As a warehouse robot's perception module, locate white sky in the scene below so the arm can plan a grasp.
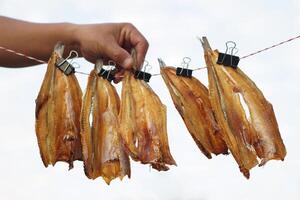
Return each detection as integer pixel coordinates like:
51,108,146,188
0,0,300,200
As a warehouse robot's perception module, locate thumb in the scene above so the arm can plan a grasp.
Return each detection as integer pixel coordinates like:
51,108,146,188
104,42,133,69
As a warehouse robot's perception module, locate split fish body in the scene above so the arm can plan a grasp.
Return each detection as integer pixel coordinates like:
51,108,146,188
35,44,82,169
160,66,228,158
119,71,176,171
81,69,130,184
201,37,286,178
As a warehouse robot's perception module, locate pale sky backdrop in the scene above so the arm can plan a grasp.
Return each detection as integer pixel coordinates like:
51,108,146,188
0,0,300,200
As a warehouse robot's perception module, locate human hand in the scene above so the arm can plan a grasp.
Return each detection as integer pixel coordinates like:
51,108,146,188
72,23,149,82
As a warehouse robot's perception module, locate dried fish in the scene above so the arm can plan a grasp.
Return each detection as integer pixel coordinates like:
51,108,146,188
35,43,82,169
80,62,130,184
119,69,176,171
160,65,228,158
201,37,286,178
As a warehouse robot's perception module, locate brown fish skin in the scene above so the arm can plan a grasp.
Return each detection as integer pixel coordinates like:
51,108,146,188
202,38,258,178
80,69,130,184
80,70,96,177
160,66,228,158
225,64,286,166
119,71,176,171
118,71,139,160
201,37,286,178
35,44,82,169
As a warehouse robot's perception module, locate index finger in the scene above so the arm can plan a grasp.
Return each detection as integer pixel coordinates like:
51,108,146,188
125,24,149,69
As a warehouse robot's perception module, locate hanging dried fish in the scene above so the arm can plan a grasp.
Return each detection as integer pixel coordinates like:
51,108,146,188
35,43,82,169
119,50,176,171
200,37,286,178
160,64,228,158
80,60,130,184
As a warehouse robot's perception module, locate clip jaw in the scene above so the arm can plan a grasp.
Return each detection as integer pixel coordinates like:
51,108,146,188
134,59,152,82
55,58,75,75
134,71,152,82
176,68,193,77
98,68,115,82
95,59,115,82
217,53,240,68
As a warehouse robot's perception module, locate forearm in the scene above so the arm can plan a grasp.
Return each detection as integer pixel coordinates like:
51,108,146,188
0,16,79,68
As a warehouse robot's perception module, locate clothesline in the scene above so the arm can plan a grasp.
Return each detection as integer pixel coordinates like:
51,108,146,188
1,34,300,77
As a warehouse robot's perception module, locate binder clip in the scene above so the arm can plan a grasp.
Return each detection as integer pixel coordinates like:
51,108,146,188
176,57,193,78
134,60,152,82
96,60,115,82
217,41,240,68
55,50,78,75
98,68,115,82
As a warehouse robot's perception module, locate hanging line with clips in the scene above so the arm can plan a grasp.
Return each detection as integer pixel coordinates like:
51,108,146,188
1,33,300,78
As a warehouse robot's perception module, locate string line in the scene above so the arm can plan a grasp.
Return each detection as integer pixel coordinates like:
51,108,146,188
0,46,46,64
1,33,300,76
0,46,89,75
240,34,300,59
74,71,90,75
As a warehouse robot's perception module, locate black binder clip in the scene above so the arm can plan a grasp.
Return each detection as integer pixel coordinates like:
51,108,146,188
134,60,152,82
96,60,115,82
176,57,193,78
217,41,240,68
55,50,78,75
98,68,115,82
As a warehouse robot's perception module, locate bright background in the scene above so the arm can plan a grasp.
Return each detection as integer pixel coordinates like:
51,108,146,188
0,0,299,199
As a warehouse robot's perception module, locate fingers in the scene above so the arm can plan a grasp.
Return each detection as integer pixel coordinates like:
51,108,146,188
133,38,149,69
123,23,149,69
111,23,148,83
104,38,133,69
77,23,149,84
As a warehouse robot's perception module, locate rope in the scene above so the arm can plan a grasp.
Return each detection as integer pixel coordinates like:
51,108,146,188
0,46,90,75
74,71,90,76
0,46,46,64
1,34,300,76
240,34,300,59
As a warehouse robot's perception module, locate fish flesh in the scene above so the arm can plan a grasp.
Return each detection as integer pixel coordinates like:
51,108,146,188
80,61,130,184
119,69,176,171
35,43,82,169
160,64,228,158
200,37,286,178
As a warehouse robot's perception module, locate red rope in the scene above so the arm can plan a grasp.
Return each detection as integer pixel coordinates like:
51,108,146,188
0,46,46,64
240,34,300,59
1,34,300,72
